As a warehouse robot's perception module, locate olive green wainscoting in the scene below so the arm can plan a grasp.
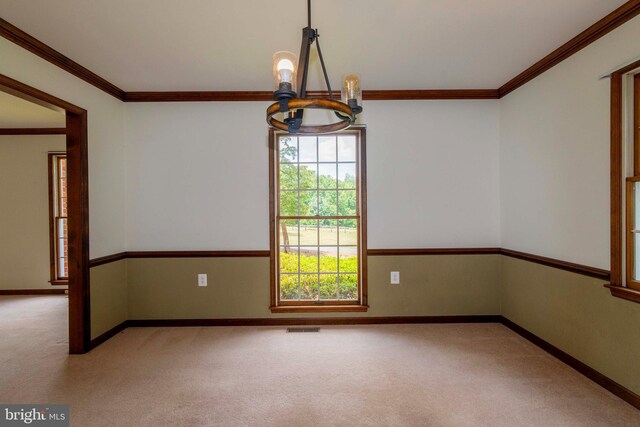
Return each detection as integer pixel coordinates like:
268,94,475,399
500,256,640,396
125,255,501,320
90,260,127,339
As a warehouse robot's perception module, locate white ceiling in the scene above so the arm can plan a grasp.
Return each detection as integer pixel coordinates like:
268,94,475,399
0,91,65,128
0,0,629,91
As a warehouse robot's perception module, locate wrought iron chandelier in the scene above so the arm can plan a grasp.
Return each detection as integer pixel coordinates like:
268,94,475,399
267,0,363,134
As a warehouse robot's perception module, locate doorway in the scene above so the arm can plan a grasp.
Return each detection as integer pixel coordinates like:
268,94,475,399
0,73,90,354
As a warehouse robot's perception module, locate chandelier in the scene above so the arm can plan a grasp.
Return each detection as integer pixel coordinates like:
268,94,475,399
266,0,363,134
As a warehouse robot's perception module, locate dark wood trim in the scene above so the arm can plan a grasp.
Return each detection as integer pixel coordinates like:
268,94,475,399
0,128,66,135
89,248,499,268
89,252,127,268
500,316,640,410
0,17,125,100
634,74,640,175
89,320,128,350
88,251,270,267
368,248,501,256
613,59,640,77
48,153,67,284
65,106,91,354
124,89,500,102
501,248,610,281
87,248,610,286
606,284,640,303
625,178,639,289
368,248,610,282
499,0,640,97
0,74,90,354
632,75,640,291
0,289,67,295
268,130,277,308
128,315,501,328
49,280,68,286
360,128,369,307
126,250,270,259
608,60,640,304
47,153,57,284
611,69,624,288
0,74,84,114
89,250,277,267
269,305,369,313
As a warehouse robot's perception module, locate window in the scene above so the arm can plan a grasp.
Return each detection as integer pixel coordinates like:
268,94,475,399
610,61,640,304
48,153,68,285
626,74,640,292
269,128,367,312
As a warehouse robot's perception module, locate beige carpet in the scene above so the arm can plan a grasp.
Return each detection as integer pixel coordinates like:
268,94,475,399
1,295,639,426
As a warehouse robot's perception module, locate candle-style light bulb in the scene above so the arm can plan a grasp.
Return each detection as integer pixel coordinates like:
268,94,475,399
342,73,362,113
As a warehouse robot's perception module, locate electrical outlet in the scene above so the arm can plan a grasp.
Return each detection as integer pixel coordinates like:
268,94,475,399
198,274,207,287
390,271,400,285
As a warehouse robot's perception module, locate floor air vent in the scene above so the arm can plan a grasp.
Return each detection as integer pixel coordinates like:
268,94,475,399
286,327,320,333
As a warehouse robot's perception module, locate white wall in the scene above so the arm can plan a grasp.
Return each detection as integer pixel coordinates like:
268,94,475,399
124,100,501,250
124,102,271,250
9,2,636,263
500,15,640,270
365,101,500,249
0,38,126,258
1,34,501,256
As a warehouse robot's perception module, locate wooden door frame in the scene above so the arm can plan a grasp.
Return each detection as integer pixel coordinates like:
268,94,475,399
0,73,90,354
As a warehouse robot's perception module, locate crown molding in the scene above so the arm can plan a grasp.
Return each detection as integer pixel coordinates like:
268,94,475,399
124,89,500,102
2,1,640,101
124,91,344,102
499,0,640,97
0,17,125,100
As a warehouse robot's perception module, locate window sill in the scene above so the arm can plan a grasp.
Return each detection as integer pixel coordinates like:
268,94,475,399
605,284,640,304
270,305,369,313
50,280,68,286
